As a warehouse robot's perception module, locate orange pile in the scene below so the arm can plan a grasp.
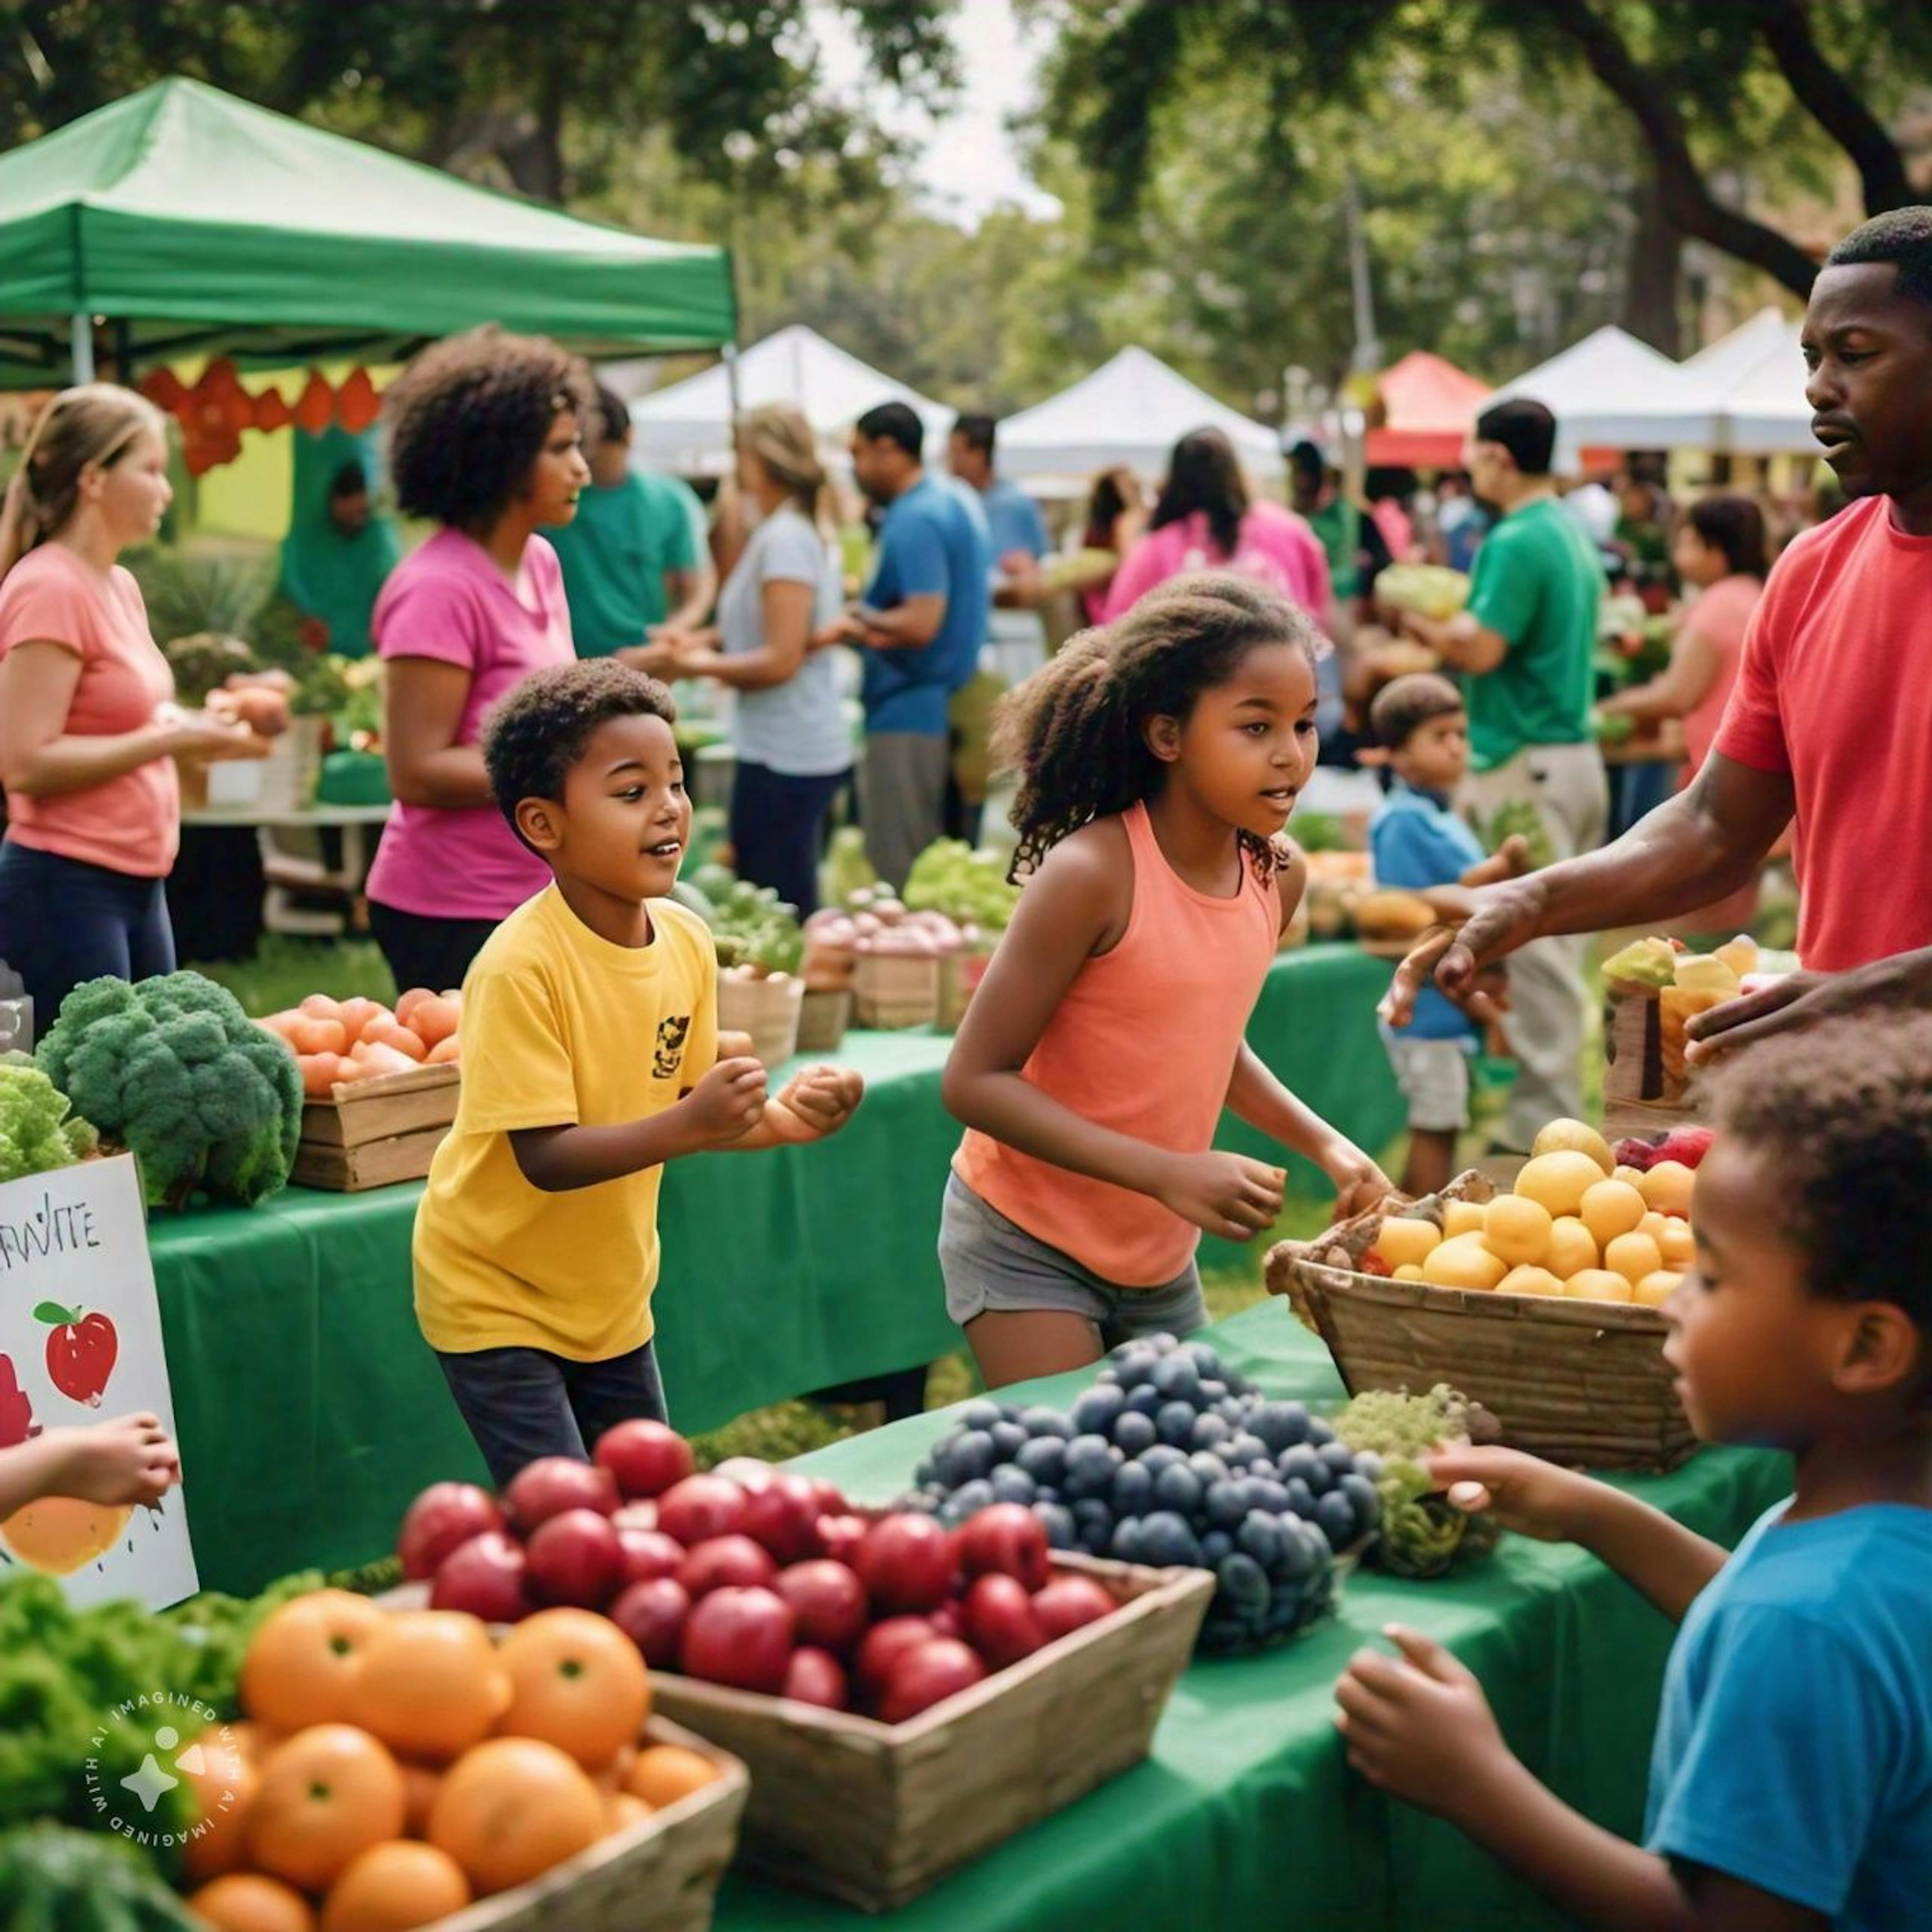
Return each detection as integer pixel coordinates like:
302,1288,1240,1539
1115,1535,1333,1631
258,989,463,1098
183,1593,722,1932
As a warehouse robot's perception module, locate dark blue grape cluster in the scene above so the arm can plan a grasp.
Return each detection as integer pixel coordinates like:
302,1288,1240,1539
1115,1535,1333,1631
906,1335,1381,1654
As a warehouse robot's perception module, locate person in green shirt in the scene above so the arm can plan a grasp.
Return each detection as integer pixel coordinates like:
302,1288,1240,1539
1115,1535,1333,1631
546,384,715,662
276,453,402,660
1395,397,1608,1151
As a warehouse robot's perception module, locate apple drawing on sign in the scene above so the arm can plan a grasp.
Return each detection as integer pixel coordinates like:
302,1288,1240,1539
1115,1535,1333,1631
35,1304,117,1407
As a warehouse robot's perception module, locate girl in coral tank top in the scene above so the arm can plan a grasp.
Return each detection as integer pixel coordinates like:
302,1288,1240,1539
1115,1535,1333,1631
943,572,1392,1388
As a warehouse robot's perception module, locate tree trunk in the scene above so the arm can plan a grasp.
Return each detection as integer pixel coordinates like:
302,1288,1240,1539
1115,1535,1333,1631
1622,171,1682,356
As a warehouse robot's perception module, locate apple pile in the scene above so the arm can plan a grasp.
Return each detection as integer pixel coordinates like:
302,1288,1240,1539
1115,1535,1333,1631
398,1423,1121,1725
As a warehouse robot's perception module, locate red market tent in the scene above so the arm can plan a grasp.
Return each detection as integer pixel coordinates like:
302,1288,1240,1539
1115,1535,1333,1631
1365,352,1491,467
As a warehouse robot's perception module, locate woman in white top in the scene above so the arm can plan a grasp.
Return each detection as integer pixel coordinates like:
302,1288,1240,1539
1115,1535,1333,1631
648,405,849,914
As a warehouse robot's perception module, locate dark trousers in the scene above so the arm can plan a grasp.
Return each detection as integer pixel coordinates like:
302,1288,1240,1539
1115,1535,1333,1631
436,1339,669,1488
0,842,175,1027
368,900,501,998
729,762,851,918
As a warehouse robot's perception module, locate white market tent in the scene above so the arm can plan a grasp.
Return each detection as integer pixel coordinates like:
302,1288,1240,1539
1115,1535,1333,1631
1490,326,1723,468
992,346,1284,486
609,324,954,476
1686,307,1816,455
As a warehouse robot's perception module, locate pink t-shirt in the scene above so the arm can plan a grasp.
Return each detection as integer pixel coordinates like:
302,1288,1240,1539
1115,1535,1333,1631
1103,502,1331,624
1677,573,1760,782
366,530,574,921
0,544,178,877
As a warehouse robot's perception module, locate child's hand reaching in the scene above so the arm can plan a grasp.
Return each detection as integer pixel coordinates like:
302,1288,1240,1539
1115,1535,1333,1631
1321,1141,1393,1220
42,1414,181,1508
1335,1626,1515,1823
1424,1445,1595,1544
1155,1151,1284,1241
683,1056,769,1147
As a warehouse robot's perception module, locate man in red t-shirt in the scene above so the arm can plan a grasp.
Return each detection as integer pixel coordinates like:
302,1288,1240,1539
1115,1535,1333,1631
1384,207,1932,1056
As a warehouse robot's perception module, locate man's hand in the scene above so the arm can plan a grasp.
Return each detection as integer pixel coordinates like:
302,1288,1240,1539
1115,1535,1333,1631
774,1065,864,1140
1322,1141,1393,1220
1683,968,1852,1065
1334,1626,1516,1823
1379,877,1547,1029
43,1415,181,1508
681,1057,769,1147
618,640,681,679
809,612,867,653
1423,1445,1597,1544
1153,1151,1284,1241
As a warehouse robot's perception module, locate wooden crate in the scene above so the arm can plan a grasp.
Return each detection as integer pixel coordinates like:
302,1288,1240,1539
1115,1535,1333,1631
851,953,939,1030
933,949,991,1033
429,1717,747,1932
1603,983,1715,1135
1266,1177,1695,1473
649,1553,1212,1912
295,1063,459,1191
795,988,852,1053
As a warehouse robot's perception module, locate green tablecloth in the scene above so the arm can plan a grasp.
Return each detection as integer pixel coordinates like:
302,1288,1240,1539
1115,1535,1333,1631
719,1303,1789,1932
150,945,1406,1594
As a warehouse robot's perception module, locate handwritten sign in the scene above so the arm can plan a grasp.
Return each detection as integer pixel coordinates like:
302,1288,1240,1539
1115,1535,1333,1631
0,1155,198,1609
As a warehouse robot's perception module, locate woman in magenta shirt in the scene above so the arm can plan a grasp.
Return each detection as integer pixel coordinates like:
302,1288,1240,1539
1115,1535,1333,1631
367,329,593,994
1104,429,1330,623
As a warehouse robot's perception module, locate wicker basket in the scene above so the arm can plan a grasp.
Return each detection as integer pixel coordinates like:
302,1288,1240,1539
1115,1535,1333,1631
934,947,991,1033
649,1552,1213,1912
428,1717,747,1932
715,972,803,1068
1265,1174,1696,1472
851,952,940,1030
794,987,852,1053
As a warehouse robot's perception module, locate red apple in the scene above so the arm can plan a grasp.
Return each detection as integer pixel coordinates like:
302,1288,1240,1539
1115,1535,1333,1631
781,1646,849,1711
960,1572,1044,1670
680,1586,795,1694
656,1474,750,1548
615,1526,686,1586
398,1482,503,1581
594,1419,695,1499
774,1560,869,1653
929,1602,963,1643
677,1534,779,1598
738,1474,824,1563
856,1513,956,1614
853,1615,937,1707
429,1531,531,1624
1031,1575,1117,1642
610,1576,691,1668
525,1506,625,1608
878,1637,986,1724
954,1503,1050,1591
709,1456,776,1493
815,1513,867,1567
808,1478,849,1517
611,1499,660,1535
504,1457,618,1533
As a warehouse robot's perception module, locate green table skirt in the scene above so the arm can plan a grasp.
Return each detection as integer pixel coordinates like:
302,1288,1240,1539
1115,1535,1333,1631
149,945,1407,1594
718,1303,1788,1932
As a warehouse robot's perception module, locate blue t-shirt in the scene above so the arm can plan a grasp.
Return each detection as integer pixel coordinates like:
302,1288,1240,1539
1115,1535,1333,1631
1370,780,1487,1042
1646,1501,1932,1930
980,476,1049,561
861,475,992,736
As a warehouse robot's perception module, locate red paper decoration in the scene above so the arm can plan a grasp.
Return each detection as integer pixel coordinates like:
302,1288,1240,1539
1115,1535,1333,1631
294,371,335,435
336,367,380,434
253,387,293,432
140,368,187,413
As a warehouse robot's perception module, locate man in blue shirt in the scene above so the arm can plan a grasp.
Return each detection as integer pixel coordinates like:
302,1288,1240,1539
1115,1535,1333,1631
818,400,991,889
949,413,1049,563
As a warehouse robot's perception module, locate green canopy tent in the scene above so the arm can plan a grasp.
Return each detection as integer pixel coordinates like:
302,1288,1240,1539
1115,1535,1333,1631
0,77,736,386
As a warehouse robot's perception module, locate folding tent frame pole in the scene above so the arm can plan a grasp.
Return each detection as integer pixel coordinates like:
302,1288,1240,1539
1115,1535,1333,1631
70,312,95,383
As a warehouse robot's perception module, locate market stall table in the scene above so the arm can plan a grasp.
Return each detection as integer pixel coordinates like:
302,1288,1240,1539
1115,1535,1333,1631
151,944,1404,1594
714,1302,1787,1932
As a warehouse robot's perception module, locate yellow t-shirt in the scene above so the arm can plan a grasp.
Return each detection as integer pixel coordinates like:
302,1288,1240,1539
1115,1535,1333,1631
414,886,718,1359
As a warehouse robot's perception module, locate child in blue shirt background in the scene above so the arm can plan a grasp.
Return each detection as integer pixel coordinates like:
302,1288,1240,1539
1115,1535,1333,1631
1336,1010,1932,1931
1368,674,1527,1196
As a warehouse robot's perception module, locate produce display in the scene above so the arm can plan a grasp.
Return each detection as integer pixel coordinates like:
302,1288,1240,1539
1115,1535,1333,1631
1331,1386,1499,1579
691,870,808,979
258,989,463,1098
905,1335,1372,1654
395,1422,1128,1724
1372,564,1469,621
1601,935,1791,1095
36,975,303,1208
902,840,1021,934
0,1057,99,1181
0,1825,200,1932
1363,1116,1707,1304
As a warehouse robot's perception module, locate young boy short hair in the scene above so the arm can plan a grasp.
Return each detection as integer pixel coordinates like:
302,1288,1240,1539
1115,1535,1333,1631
1337,1010,1932,1930
1368,674,1525,1196
414,660,862,1483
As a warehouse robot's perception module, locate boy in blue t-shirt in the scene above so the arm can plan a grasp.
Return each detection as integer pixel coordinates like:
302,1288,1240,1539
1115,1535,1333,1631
1336,1013,1932,1932
1368,674,1527,1196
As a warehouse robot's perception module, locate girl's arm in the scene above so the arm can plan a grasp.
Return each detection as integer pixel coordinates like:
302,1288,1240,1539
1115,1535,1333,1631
1600,624,1723,725
677,579,815,691
941,829,1285,1241
384,656,493,809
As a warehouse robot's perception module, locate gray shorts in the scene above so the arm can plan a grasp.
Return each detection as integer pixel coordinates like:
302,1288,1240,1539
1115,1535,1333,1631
1380,1027,1475,1134
938,1172,1208,1347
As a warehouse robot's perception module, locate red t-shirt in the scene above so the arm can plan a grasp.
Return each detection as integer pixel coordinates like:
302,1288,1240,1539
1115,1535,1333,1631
1715,496,1932,971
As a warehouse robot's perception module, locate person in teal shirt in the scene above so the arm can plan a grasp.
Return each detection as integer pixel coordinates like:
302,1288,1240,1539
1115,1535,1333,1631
1393,397,1607,1151
546,385,715,661
276,453,401,660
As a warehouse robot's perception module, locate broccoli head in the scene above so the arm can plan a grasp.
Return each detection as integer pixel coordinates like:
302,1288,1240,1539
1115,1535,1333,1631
0,1061,98,1182
35,974,302,1209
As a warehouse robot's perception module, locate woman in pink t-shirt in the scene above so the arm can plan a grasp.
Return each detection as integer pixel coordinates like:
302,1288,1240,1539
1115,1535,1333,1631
0,386,254,1021
366,329,593,995
1104,429,1330,624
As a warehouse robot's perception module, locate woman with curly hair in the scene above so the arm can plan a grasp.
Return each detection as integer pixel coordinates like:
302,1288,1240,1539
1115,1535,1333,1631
365,327,594,993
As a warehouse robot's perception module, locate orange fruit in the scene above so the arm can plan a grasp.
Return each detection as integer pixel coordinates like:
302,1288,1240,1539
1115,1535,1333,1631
225,1721,282,1767
250,1725,407,1894
496,1609,650,1773
320,1841,471,1932
182,1727,259,1882
429,1737,605,1896
186,1874,315,1932
624,1743,719,1809
354,1611,511,1764
1483,1194,1551,1267
604,1791,654,1837
398,1761,444,1838
242,1592,387,1731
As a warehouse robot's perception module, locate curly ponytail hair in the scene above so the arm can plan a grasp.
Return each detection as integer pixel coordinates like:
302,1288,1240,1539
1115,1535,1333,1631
996,570,1322,882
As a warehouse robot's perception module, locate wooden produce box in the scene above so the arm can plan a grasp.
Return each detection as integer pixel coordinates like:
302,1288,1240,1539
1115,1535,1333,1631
432,1717,747,1932
649,1553,1213,1913
1602,981,1713,1141
294,1062,459,1192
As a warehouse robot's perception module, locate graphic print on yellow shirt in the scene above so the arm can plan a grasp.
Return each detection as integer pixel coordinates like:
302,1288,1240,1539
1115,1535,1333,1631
414,886,718,1360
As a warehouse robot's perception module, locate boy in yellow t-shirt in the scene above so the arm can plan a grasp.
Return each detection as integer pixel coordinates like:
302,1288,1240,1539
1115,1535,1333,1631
416,660,863,1484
